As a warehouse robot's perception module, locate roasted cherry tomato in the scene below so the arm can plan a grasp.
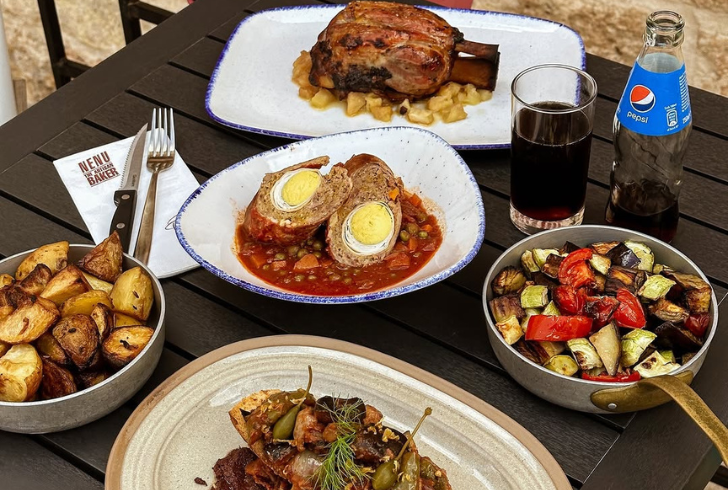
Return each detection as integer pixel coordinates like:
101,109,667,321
526,315,593,342
581,371,641,382
585,295,620,328
613,288,646,329
685,313,710,338
558,248,595,289
553,285,585,315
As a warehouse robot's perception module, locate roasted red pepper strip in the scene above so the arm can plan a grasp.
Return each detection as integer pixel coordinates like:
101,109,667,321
613,288,646,329
526,315,593,342
685,313,710,338
581,371,641,382
554,285,585,315
585,295,620,328
558,248,595,289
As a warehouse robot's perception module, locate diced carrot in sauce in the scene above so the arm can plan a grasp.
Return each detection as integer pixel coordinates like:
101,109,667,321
385,252,411,270
250,254,268,269
271,260,288,271
408,193,422,207
394,242,408,253
388,188,400,201
421,224,432,233
407,236,419,252
293,253,320,271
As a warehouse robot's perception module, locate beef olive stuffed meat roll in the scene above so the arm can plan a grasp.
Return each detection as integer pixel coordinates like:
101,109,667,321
326,154,403,267
243,156,353,245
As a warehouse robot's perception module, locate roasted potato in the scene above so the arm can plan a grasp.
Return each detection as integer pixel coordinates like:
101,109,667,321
90,303,114,340
0,289,13,321
0,344,43,402
102,326,154,369
0,274,14,287
82,272,113,295
16,264,53,296
78,370,111,389
0,341,9,357
15,241,69,281
110,267,154,321
61,290,112,317
35,331,71,366
40,359,77,400
114,312,145,328
40,265,91,306
52,315,99,370
77,232,124,283
0,295,60,344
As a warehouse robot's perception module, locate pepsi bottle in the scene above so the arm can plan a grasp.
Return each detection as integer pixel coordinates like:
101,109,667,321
605,11,692,243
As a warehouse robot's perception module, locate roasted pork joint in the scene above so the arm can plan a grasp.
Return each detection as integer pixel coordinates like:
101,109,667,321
220,371,452,490
309,1,500,100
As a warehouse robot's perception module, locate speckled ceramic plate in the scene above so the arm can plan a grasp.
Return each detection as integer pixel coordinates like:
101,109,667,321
205,5,585,150
175,127,485,304
106,335,570,490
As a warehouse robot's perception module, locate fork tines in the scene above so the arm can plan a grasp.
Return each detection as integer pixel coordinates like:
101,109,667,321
149,107,175,159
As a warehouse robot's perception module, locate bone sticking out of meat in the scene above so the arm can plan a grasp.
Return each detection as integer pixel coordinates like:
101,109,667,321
309,1,500,100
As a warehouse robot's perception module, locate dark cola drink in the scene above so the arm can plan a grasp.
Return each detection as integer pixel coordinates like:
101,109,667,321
606,11,691,242
511,102,592,222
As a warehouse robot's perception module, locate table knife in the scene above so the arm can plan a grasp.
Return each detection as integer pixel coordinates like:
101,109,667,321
109,124,147,252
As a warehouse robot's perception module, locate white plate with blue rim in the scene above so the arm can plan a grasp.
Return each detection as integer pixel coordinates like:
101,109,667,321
175,127,484,304
205,4,585,150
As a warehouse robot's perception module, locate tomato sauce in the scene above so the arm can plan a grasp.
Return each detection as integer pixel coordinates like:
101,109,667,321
235,193,443,296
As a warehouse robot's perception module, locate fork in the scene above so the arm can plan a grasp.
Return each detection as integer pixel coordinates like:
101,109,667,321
134,107,175,264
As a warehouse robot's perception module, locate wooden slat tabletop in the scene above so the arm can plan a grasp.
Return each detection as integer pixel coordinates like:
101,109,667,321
0,0,726,488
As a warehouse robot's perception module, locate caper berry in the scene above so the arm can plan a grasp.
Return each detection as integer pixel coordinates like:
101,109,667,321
274,252,286,261
399,230,410,242
313,251,323,259
294,274,305,282
418,231,429,239
371,461,397,490
287,245,300,256
312,240,324,251
406,223,419,235
297,249,308,259
261,264,271,271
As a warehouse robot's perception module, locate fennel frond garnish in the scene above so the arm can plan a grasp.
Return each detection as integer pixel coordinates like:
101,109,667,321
315,399,369,490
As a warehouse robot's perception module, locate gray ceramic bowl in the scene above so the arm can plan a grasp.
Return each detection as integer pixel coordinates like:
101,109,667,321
0,245,165,433
482,226,718,414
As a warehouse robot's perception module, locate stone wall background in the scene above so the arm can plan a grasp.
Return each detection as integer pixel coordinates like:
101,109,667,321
0,0,726,107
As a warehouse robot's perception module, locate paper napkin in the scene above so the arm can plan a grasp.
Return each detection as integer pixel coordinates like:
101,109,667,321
53,133,200,278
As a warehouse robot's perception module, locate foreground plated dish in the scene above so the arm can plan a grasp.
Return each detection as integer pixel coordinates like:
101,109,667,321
0,245,165,434
483,226,718,414
205,4,585,149
175,127,485,303
106,335,571,490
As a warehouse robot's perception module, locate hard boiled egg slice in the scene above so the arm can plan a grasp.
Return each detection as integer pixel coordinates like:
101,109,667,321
271,169,321,211
343,201,395,256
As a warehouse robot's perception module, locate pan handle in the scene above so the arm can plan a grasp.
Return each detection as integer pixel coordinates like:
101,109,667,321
640,375,728,462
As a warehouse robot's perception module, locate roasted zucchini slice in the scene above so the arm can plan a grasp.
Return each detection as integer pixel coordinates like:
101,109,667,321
544,355,579,376
567,338,603,371
532,249,560,269
520,285,549,309
635,351,679,378
495,315,523,345
623,241,654,272
520,250,539,276
621,329,657,367
491,266,527,296
637,275,676,301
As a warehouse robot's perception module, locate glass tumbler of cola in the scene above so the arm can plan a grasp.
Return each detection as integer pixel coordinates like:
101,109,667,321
509,64,597,235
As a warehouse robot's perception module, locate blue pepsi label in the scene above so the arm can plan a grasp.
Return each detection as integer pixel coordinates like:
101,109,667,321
616,61,692,136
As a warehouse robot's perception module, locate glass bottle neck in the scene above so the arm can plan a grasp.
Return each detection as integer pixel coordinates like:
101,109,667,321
638,11,685,71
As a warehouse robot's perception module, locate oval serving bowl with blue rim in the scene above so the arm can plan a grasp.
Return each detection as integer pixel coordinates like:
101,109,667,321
175,127,485,304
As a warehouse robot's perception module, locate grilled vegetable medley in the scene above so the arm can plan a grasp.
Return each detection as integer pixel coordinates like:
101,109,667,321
488,240,712,382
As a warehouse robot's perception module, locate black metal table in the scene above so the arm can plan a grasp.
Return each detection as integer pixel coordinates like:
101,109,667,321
1,0,727,488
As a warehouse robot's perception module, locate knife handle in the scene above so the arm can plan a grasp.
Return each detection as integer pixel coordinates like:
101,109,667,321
111,189,137,253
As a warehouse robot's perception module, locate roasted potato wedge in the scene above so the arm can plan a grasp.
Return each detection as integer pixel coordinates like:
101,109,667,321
110,267,154,321
40,265,91,306
40,359,77,400
114,312,145,328
35,331,71,366
52,315,99,370
82,272,113,295
78,370,111,389
0,341,9,357
0,344,43,402
16,264,53,296
0,295,60,344
90,303,114,340
15,241,69,281
0,274,14,287
77,232,124,283
61,290,112,317
102,326,154,369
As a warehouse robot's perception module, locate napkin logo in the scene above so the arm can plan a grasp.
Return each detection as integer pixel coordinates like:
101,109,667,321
77,151,120,187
